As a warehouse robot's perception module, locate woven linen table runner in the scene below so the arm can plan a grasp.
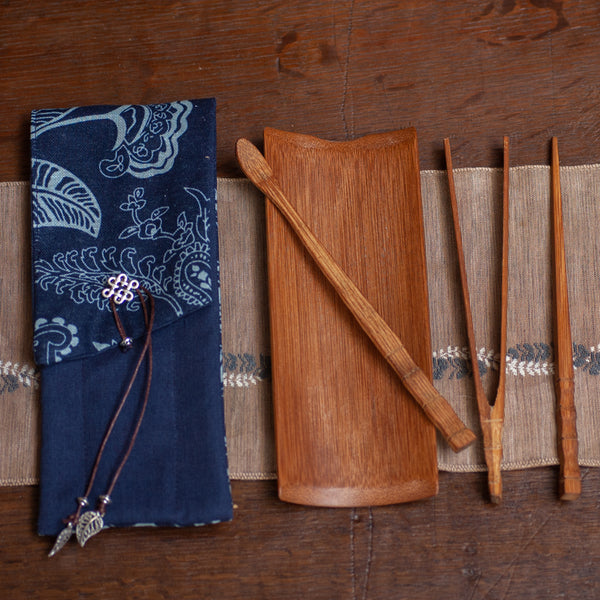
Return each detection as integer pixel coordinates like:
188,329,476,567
3,165,600,484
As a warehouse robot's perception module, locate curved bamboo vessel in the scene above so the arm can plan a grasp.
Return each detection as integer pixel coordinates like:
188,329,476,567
239,128,473,507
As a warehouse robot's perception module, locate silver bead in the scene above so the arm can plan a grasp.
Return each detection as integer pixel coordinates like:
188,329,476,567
119,337,133,351
77,496,89,508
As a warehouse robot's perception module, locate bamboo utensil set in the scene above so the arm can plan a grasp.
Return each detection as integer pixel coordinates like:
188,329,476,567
236,137,474,454
238,129,461,508
237,131,581,505
444,136,580,502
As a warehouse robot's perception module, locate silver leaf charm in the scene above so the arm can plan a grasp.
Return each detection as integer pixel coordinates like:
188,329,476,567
48,523,74,557
76,510,104,547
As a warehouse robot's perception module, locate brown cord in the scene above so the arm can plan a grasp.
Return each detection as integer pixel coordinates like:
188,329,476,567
104,289,154,506
68,286,155,524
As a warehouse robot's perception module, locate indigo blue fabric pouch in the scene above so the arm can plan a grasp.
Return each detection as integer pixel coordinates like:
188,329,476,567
30,99,233,539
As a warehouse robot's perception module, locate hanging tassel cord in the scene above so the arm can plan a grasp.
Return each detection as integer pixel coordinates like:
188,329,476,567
66,286,155,525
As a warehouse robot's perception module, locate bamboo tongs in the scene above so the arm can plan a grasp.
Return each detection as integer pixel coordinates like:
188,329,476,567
551,137,581,501
444,137,510,503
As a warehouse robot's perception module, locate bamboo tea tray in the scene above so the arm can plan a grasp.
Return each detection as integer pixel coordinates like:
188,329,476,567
264,127,438,507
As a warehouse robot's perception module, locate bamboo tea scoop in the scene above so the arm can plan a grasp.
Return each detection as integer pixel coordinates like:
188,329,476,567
236,137,476,452
551,137,581,500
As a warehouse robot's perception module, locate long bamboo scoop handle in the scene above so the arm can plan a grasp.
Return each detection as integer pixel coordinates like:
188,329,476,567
551,137,581,500
236,138,476,452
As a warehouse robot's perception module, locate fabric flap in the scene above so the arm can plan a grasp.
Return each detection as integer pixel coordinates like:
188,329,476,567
31,99,217,365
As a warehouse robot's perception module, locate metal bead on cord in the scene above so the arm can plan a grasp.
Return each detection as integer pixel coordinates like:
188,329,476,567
48,273,155,557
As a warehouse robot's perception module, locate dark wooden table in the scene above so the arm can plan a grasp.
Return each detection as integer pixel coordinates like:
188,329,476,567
3,2,600,598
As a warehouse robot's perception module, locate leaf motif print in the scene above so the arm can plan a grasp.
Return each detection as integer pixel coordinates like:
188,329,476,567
31,108,73,134
31,160,102,238
119,225,140,240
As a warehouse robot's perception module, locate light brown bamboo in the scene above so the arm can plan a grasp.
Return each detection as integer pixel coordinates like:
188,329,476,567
444,137,510,503
236,137,476,453
551,136,581,501
489,136,510,500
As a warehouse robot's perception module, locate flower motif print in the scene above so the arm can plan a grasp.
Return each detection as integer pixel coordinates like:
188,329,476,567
118,186,213,307
33,317,80,364
34,186,213,317
30,98,217,365
119,190,170,242
31,101,193,179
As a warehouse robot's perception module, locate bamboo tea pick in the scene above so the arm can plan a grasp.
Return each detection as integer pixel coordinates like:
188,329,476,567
444,137,510,503
551,137,581,501
236,137,476,452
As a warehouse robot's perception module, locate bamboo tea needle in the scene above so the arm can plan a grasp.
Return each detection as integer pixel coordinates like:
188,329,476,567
444,137,510,503
551,136,581,501
236,137,476,452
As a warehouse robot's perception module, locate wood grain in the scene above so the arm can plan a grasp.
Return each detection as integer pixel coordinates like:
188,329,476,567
3,2,600,182
551,136,581,500
2,473,600,599
262,128,440,506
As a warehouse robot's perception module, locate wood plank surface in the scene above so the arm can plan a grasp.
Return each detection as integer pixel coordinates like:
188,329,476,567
3,0,600,597
2,1,600,181
2,473,600,599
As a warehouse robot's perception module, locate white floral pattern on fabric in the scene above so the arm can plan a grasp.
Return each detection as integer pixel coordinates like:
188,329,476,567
33,317,79,364
30,99,217,366
33,186,213,317
31,160,102,237
31,102,193,179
